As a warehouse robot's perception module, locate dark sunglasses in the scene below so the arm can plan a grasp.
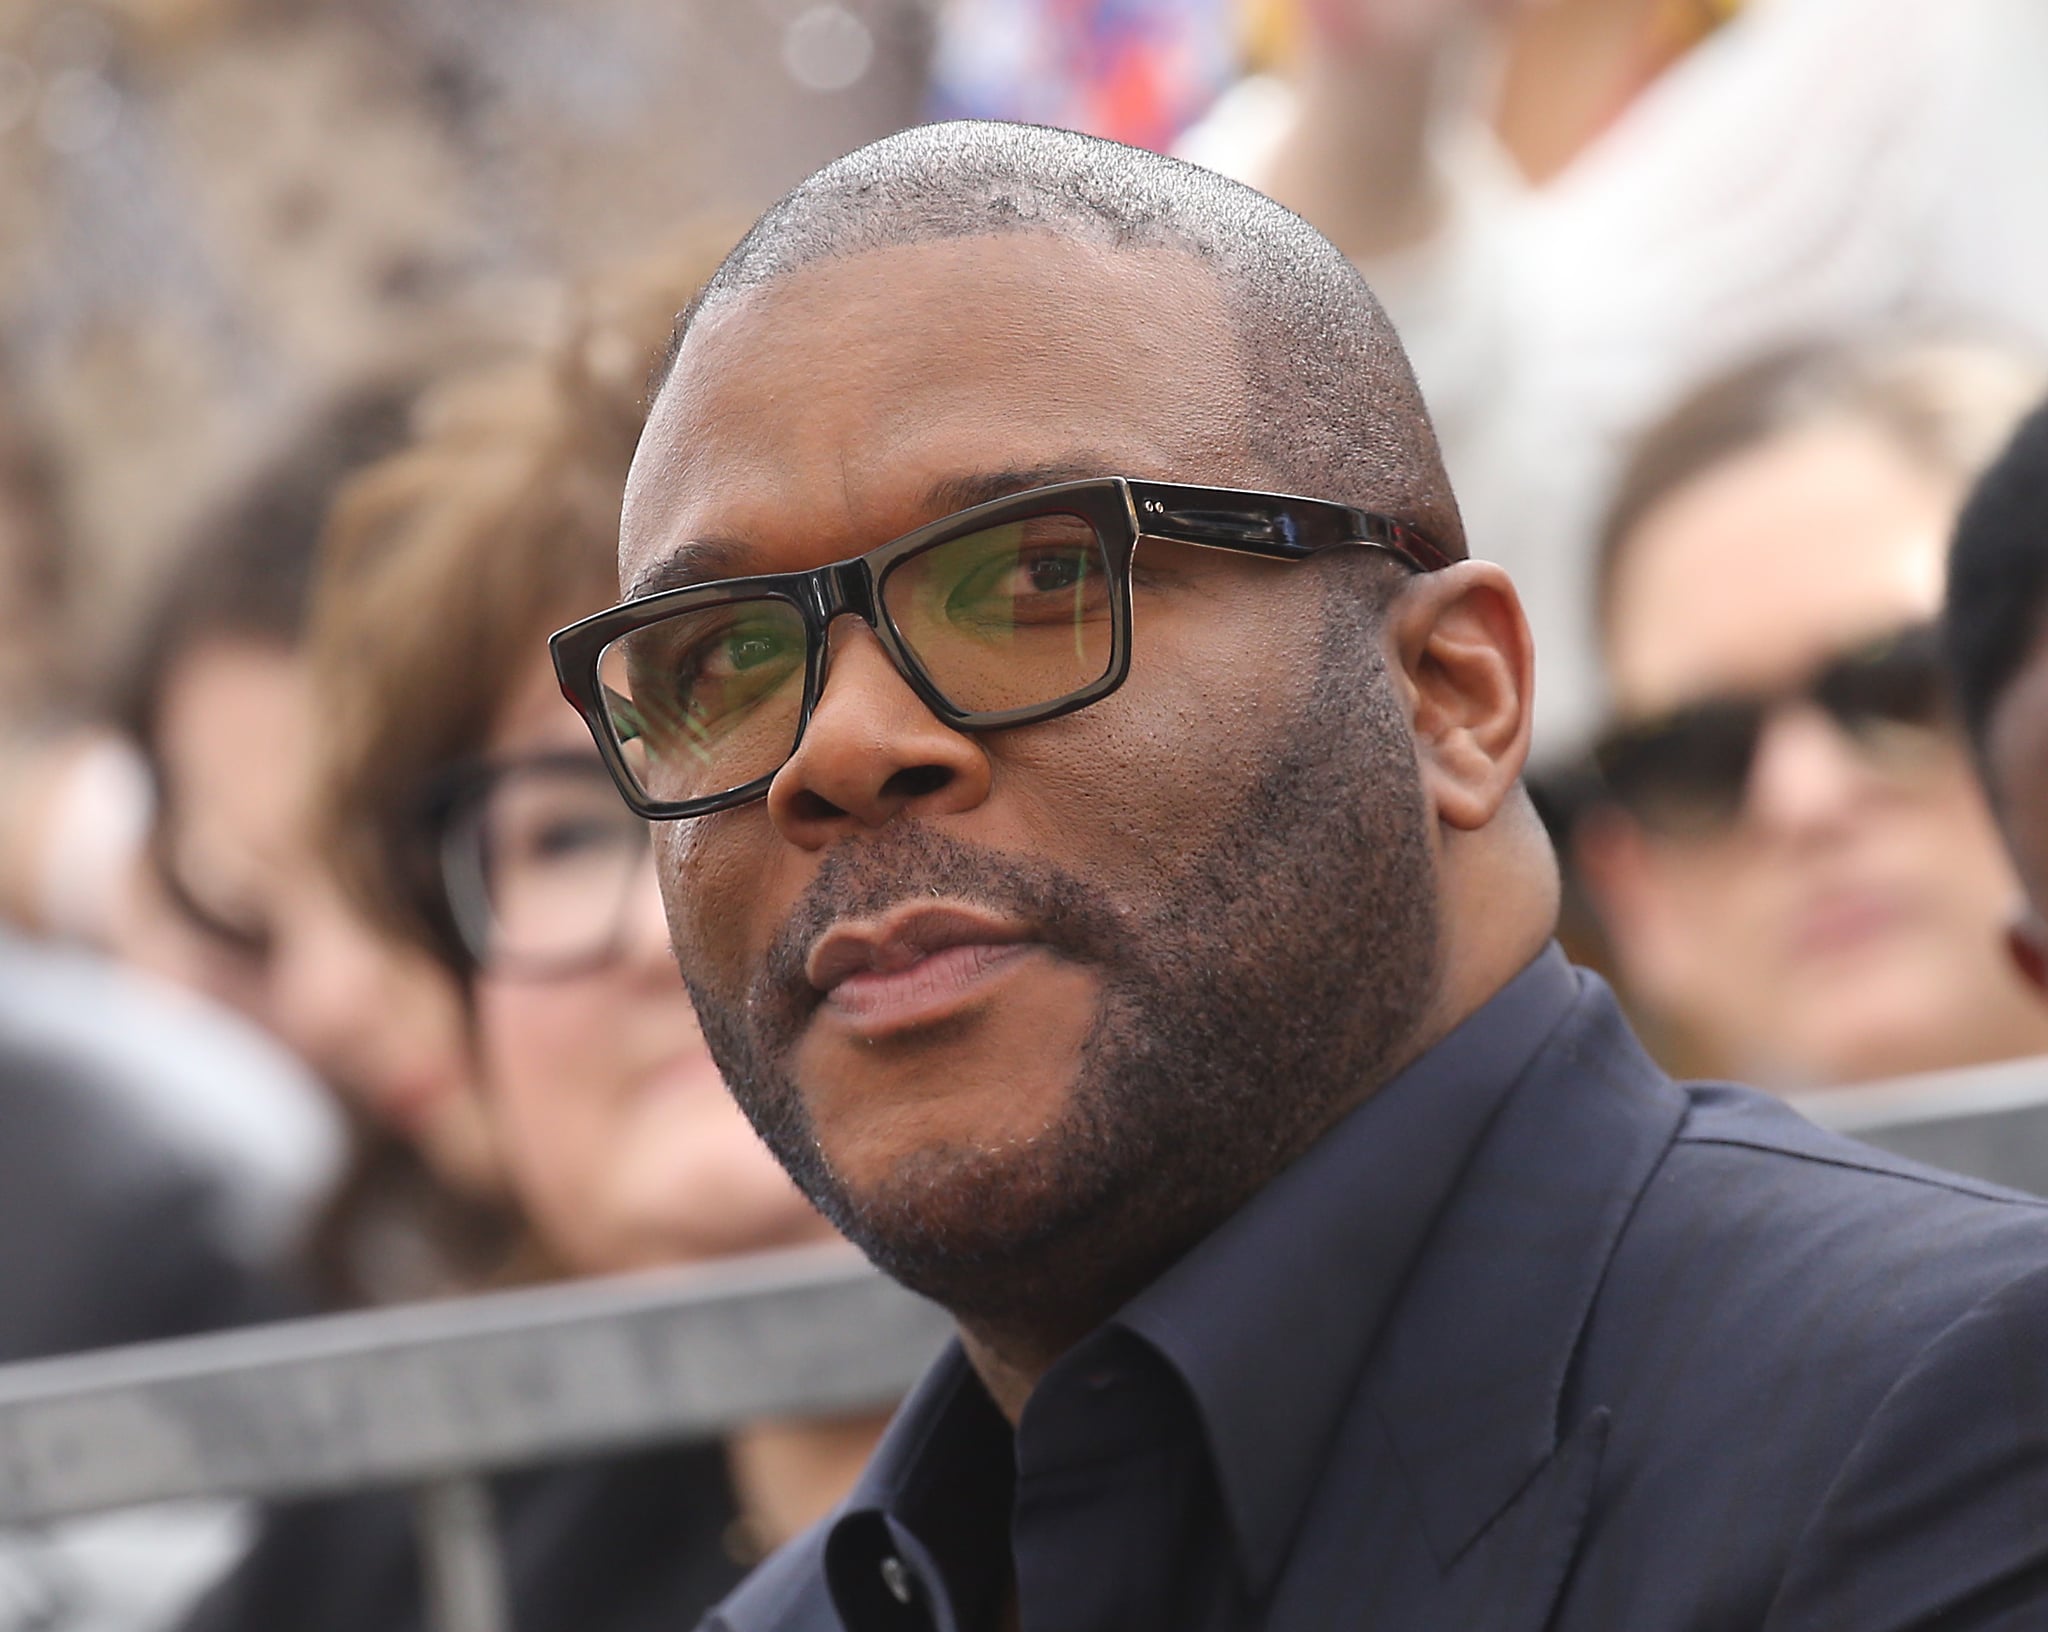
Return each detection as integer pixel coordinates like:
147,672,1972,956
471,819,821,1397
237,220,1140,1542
551,476,1450,821
1591,623,1951,838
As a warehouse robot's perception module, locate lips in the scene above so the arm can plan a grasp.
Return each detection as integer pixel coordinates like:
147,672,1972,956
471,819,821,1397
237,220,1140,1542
1786,887,1914,960
800,902,1048,1035
805,902,1036,994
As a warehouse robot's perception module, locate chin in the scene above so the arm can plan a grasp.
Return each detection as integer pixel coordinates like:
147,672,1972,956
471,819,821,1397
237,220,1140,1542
815,1123,1180,1326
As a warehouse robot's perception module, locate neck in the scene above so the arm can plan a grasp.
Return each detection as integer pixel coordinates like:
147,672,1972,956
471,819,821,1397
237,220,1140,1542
946,963,1529,1424
946,1227,1192,1424
956,1327,1054,1425
950,818,1562,1428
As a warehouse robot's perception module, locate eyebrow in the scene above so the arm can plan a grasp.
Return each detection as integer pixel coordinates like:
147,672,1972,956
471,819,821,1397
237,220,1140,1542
624,458,1122,602
624,536,753,600
920,461,1116,516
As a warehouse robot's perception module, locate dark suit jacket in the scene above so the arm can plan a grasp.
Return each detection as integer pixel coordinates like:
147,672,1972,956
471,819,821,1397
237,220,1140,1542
709,962,2048,1631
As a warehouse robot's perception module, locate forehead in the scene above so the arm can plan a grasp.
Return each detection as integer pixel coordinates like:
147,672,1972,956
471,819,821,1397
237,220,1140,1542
622,233,1251,587
1605,420,1957,716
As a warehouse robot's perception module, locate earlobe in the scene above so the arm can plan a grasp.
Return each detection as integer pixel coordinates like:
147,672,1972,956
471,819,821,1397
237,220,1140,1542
1388,562,1535,832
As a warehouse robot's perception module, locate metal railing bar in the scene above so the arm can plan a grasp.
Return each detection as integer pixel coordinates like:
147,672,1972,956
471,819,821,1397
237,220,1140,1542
10,1056,2048,1535
1790,1054,2048,1135
0,1245,948,1525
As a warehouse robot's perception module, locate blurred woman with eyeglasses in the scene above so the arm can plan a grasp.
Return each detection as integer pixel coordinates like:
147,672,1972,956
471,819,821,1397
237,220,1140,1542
178,233,881,1632
1572,336,2048,1090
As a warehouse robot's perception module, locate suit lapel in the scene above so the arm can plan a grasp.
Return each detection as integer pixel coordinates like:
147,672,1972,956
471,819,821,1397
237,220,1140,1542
1291,978,1685,1630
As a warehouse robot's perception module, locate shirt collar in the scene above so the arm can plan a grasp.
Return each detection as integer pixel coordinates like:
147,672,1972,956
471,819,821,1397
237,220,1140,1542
1114,941,1582,1594
830,1341,1012,1626
827,943,1582,1610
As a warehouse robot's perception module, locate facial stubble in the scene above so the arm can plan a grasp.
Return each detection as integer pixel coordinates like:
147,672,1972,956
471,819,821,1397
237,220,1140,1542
681,615,1441,1330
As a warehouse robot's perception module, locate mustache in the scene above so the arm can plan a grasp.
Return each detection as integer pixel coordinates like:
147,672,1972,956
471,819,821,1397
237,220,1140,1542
754,822,1125,1015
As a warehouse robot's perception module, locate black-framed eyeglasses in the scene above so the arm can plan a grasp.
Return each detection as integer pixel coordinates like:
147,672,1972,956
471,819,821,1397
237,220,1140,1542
550,475,1451,821
427,751,653,978
1590,622,1951,839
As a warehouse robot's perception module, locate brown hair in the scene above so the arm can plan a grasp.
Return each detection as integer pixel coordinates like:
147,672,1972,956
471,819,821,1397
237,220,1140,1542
120,378,423,792
1594,335,2048,652
296,230,736,1303
310,225,737,973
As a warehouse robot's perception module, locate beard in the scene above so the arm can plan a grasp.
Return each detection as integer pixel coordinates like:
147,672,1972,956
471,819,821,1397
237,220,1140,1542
681,610,1441,1330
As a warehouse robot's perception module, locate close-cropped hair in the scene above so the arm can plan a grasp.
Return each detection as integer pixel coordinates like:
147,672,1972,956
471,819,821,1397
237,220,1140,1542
1944,396,2048,763
310,228,735,977
1595,335,2048,654
662,120,1466,559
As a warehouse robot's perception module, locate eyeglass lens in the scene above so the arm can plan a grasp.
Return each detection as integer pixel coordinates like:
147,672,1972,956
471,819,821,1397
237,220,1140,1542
1597,628,1948,836
598,512,1116,807
448,763,649,969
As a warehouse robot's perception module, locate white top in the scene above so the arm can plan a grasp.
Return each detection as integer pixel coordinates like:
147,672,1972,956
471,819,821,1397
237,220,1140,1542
1180,0,2048,754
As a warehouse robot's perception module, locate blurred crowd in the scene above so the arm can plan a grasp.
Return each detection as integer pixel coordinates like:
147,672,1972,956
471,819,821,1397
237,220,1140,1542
2,0,2046,1628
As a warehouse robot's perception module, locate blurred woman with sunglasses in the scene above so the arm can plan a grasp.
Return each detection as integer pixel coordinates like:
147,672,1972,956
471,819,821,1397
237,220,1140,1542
1573,336,2048,1089
180,236,880,1632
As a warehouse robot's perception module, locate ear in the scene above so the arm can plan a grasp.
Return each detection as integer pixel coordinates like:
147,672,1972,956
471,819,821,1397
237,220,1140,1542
1385,560,1533,831
2006,909,2048,994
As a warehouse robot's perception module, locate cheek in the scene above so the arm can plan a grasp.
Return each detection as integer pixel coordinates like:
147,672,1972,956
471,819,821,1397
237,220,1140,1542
656,816,779,989
989,605,1308,852
1635,840,1775,952
1898,757,2015,875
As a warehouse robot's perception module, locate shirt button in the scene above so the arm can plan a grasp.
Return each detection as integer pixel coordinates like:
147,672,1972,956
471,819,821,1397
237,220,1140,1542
879,1554,917,1605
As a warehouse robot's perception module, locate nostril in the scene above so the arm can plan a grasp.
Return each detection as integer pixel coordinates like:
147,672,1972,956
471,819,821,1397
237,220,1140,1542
788,787,851,824
884,764,952,801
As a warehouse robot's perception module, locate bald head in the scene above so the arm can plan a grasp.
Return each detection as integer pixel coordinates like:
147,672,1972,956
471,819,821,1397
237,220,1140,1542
659,121,1464,556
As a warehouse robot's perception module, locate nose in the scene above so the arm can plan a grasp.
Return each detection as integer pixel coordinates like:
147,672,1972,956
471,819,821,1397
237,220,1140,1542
1740,701,1882,842
765,619,991,848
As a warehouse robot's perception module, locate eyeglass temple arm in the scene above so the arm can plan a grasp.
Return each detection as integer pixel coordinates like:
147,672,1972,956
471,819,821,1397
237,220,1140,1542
1125,480,1452,573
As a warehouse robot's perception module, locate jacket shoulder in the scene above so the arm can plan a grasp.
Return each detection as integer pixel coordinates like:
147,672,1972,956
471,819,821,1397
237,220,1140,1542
1554,1077,2048,1626
1672,1078,2048,1227
1616,1079,2048,1342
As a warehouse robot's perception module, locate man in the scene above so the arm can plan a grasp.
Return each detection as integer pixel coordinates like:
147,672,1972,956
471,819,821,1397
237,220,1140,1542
1946,397,2048,989
554,123,2048,1631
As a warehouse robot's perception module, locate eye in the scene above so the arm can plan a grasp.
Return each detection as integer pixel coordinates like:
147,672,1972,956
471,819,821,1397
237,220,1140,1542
1021,550,1087,594
528,815,617,860
941,541,1105,627
719,626,792,673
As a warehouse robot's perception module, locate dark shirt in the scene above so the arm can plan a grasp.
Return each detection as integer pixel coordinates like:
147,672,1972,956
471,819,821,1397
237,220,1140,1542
732,946,1579,1632
708,946,2048,1632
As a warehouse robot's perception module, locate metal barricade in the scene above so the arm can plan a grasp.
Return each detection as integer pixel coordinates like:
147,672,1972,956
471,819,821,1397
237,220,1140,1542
6,1062,2048,1632
0,1245,951,1632
1791,1053,2048,1194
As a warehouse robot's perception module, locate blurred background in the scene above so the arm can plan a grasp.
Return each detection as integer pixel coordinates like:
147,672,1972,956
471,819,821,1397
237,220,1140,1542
0,0,931,674
3,1,2047,1627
